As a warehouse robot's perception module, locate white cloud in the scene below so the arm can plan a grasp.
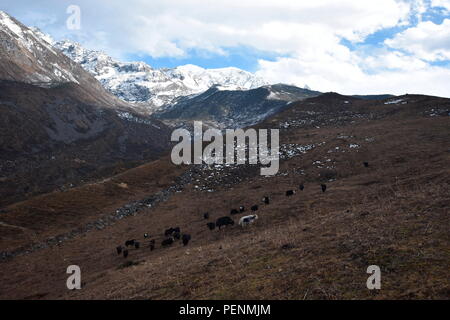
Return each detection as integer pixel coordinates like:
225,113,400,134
410,0,428,23
2,0,449,96
1,0,411,58
256,48,450,97
253,2,450,97
431,0,450,11
362,50,429,71
385,19,450,61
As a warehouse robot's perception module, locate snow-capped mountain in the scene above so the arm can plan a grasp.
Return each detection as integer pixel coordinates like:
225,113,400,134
0,11,83,86
54,40,268,110
0,11,172,201
0,11,132,108
166,64,268,92
1,10,320,132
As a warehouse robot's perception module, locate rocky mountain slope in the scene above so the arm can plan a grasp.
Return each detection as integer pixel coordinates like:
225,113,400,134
155,84,321,128
0,12,128,108
54,40,268,111
0,11,171,206
52,32,321,128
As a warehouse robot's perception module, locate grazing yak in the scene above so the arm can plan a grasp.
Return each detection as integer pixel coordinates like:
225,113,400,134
230,209,239,215
116,246,123,255
123,249,129,258
321,184,327,193
262,196,270,204
161,237,174,247
239,215,258,227
207,222,216,230
251,205,259,212
216,216,235,229
125,239,136,247
299,184,305,191
203,212,210,220
363,162,369,168
164,228,173,236
182,234,191,246
239,206,245,213
286,190,295,196
164,227,181,237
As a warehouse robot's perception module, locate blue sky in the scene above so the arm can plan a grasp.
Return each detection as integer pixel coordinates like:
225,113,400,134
1,0,449,97
128,46,282,72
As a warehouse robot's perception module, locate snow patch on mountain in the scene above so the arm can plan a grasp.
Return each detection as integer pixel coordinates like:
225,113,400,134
0,12,55,56
0,11,83,85
0,11,22,35
53,40,268,111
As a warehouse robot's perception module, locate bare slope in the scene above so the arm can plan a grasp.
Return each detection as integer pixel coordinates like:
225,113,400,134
0,12,172,206
0,93,448,299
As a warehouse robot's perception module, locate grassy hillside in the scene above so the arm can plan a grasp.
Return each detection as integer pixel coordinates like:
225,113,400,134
0,94,449,299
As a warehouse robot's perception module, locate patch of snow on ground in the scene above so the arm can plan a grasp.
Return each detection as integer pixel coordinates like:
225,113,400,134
384,98,405,105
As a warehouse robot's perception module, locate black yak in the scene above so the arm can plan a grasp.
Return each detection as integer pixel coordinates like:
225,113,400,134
164,228,174,237
125,239,136,247
321,184,327,192
182,234,191,246
161,237,174,247
207,222,216,230
164,227,181,237
216,216,234,229
149,239,155,251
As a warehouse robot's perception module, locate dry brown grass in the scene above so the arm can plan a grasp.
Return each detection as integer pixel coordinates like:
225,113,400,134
0,156,187,251
0,99,449,300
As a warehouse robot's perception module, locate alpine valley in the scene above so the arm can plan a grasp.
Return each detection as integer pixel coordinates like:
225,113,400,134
0,10,448,301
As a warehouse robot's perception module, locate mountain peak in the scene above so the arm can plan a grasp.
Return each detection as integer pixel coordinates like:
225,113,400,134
0,11,20,33
10,20,304,115
0,12,80,85
176,64,205,72
53,40,269,110
29,27,54,45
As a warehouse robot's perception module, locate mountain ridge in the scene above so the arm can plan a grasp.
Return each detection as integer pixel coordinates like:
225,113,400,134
0,11,172,205
54,39,269,111
156,84,322,128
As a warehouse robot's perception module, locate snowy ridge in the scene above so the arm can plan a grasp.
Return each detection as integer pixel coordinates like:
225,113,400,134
0,11,81,85
53,40,268,110
1,10,317,129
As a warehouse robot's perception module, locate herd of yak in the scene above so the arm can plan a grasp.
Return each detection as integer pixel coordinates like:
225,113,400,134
115,161,370,259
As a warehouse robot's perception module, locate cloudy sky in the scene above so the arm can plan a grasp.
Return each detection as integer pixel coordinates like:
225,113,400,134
1,0,450,97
